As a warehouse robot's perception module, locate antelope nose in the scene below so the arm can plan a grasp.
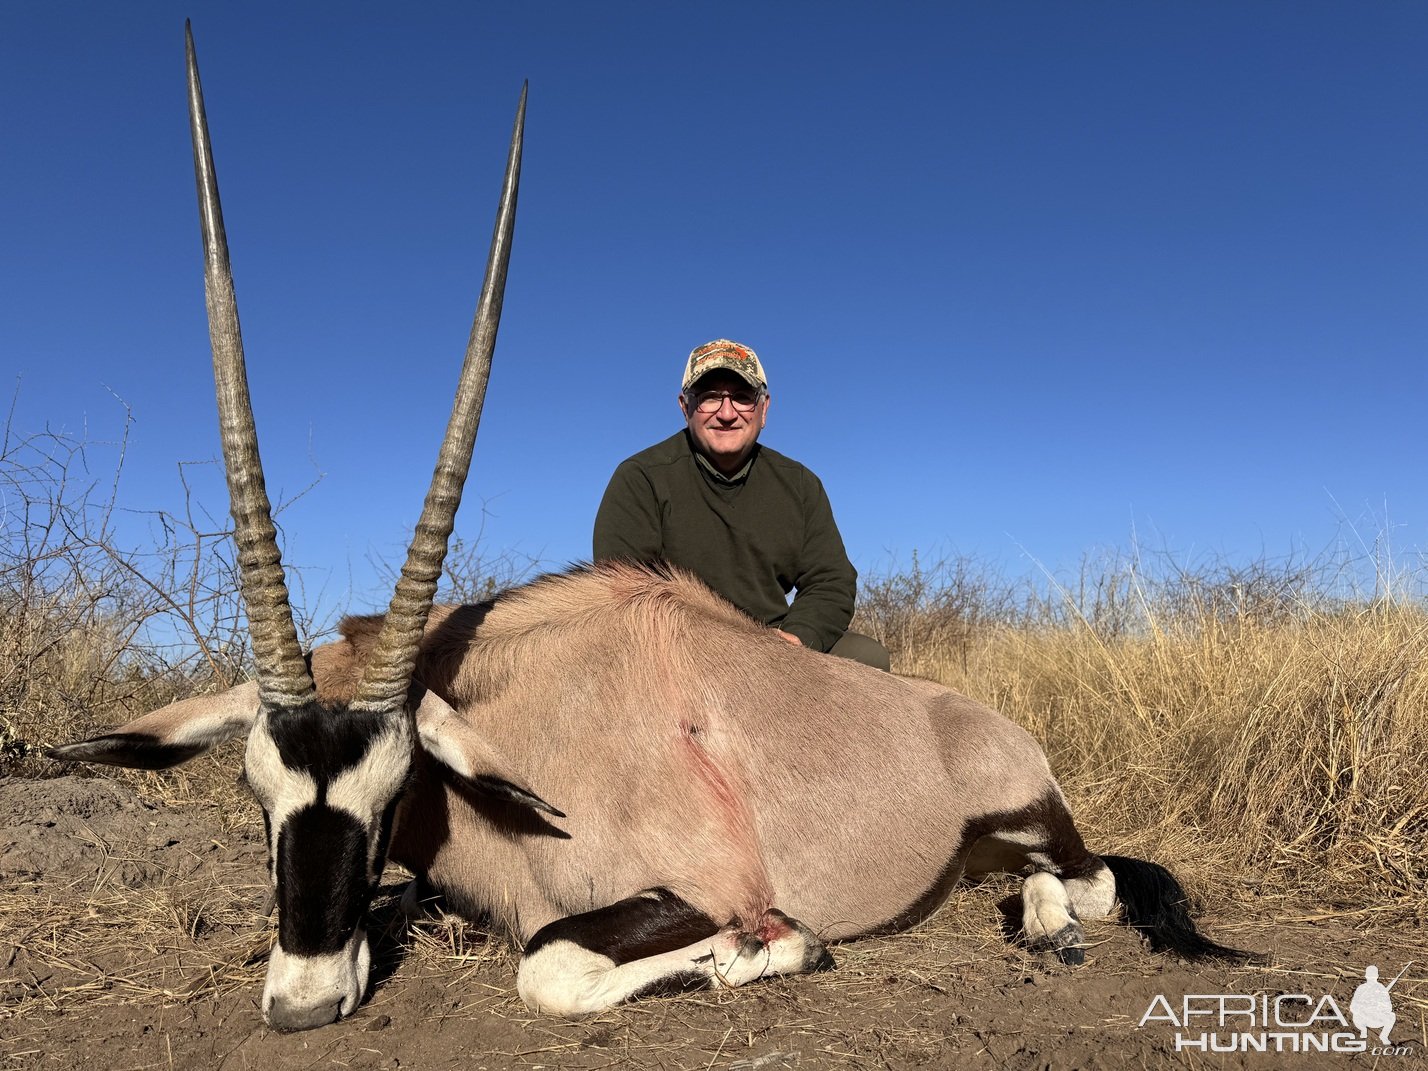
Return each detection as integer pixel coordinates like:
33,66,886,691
266,995,344,1033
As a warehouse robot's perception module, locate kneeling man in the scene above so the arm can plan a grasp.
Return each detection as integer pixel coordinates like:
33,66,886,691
593,339,890,670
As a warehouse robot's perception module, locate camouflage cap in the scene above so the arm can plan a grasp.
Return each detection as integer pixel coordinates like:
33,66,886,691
681,339,768,392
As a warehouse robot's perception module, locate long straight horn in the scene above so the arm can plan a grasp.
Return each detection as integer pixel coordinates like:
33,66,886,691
186,22,315,709
355,85,526,711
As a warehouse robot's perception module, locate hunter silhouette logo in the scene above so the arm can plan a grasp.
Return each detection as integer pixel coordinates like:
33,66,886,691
1350,964,1406,1045
1139,961,1415,1055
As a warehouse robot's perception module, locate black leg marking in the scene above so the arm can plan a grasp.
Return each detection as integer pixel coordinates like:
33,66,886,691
963,791,1260,964
523,889,720,964
518,896,836,1016
627,970,712,1002
961,789,1099,877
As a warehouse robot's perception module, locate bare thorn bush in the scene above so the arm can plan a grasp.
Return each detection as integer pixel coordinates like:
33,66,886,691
369,508,539,605
3,410,272,787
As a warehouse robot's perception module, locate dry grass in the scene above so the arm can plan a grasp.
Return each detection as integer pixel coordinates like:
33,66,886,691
1,825,267,1021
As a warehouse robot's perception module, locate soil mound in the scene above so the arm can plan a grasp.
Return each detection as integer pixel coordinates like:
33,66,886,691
1,774,241,891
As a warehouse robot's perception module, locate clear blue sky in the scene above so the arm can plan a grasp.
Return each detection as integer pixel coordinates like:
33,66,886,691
4,3,1424,615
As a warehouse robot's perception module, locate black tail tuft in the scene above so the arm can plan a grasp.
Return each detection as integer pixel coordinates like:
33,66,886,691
1102,855,1265,964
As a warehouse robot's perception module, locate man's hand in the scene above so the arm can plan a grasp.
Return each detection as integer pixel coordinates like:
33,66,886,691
775,629,804,647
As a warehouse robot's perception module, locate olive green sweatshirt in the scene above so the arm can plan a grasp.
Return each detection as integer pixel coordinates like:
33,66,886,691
592,431,857,652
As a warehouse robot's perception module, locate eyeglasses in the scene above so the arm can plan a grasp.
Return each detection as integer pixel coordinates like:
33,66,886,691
686,388,764,414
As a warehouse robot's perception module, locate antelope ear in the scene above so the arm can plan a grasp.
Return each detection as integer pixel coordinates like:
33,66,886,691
47,681,260,770
414,691,565,818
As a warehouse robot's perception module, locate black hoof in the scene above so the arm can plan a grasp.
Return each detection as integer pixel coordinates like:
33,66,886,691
1027,921,1085,960
768,908,835,973
1055,944,1086,965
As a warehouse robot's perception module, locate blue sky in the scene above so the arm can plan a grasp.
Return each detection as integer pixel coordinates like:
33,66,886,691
4,3,1424,616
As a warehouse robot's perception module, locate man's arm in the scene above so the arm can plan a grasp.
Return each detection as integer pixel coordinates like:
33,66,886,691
593,461,663,563
778,473,856,652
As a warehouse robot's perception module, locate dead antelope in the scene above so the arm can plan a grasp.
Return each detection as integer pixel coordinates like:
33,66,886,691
49,26,1254,1034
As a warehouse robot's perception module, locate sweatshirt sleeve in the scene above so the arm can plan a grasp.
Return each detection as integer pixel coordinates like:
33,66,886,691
779,472,857,652
593,460,664,563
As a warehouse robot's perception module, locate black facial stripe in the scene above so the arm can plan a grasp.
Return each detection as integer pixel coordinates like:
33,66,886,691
277,804,371,956
256,703,414,951
266,703,400,781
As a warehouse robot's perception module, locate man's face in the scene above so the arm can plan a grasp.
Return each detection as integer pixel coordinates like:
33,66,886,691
679,370,769,473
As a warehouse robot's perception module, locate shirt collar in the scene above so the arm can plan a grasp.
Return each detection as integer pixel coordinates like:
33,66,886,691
689,436,758,484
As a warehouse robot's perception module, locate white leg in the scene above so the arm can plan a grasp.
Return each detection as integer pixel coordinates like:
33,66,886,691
1022,871,1086,963
1063,861,1117,918
518,911,831,1017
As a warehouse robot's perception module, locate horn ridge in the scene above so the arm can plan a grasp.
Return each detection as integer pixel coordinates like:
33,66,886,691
356,84,526,710
186,23,315,709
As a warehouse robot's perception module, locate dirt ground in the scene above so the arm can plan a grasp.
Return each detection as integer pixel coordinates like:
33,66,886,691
2,776,1423,1071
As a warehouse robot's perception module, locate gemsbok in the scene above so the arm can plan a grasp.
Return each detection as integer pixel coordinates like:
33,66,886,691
49,25,1254,1033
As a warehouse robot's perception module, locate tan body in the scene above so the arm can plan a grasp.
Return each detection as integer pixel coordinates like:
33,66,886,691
55,559,1253,1020
317,562,1055,943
